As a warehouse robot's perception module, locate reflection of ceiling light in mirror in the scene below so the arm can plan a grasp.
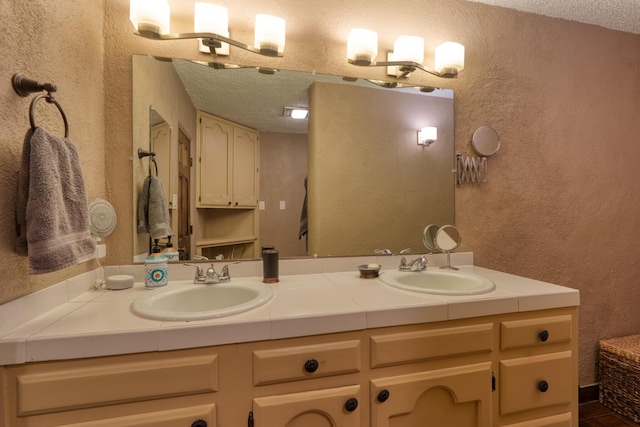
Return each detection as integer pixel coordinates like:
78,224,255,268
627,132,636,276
284,107,308,119
418,127,437,145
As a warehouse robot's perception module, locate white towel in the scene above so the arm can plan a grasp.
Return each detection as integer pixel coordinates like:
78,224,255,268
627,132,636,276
15,128,96,274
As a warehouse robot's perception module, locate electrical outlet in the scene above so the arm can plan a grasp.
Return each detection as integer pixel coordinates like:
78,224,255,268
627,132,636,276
96,244,107,259
280,201,286,210
259,201,265,210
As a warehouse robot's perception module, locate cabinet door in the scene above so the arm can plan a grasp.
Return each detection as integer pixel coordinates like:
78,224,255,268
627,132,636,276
232,126,259,207
253,385,360,427
370,362,492,427
198,115,233,207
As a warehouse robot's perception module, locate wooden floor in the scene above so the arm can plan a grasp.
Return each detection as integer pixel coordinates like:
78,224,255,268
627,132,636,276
579,401,637,426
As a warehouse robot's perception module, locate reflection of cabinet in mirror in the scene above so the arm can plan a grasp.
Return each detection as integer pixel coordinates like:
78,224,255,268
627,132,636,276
196,111,260,258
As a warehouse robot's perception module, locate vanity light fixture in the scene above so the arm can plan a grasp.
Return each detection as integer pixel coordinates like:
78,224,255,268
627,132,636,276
418,126,437,145
130,0,286,57
347,29,464,79
284,107,308,119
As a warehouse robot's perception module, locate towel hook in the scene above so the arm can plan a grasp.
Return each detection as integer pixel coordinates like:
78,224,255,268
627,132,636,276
12,73,69,138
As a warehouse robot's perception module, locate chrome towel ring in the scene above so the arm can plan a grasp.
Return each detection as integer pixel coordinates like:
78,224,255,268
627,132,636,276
12,73,69,138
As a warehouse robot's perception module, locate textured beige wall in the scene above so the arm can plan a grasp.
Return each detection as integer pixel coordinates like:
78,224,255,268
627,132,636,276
308,82,454,256
0,1,105,304
0,0,638,385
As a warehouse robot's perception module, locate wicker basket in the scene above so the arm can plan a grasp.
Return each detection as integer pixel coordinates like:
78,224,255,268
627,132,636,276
599,334,640,422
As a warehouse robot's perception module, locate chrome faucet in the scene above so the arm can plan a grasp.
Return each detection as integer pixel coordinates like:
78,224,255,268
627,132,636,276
185,261,240,284
398,255,428,272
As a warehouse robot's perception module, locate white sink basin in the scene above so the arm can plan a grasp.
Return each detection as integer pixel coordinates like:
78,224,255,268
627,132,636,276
131,280,274,321
379,269,496,296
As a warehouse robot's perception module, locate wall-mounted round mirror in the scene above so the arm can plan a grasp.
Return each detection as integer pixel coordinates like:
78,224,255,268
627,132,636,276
471,126,500,157
423,224,439,252
435,225,461,252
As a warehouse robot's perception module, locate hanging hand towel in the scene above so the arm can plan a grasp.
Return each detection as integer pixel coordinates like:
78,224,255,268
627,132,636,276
137,175,172,239
15,128,96,274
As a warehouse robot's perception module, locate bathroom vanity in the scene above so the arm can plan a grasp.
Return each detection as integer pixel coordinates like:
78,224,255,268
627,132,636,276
0,256,579,426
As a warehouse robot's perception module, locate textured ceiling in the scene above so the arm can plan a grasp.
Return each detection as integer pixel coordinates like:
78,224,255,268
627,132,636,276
171,59,452,134
467,0,640,34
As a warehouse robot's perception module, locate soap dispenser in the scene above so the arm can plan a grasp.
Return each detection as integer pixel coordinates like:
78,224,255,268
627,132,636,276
145,239,168,288
161,235,179,262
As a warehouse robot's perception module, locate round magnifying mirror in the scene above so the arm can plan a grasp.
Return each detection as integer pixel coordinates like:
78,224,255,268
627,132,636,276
472,126,500,157
423,224,439,252
434,225,461,252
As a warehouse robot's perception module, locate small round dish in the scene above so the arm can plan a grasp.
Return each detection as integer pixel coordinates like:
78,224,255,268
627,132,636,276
358,263,381,279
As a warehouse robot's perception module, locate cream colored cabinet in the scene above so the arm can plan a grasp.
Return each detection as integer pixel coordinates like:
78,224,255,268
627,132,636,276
253,385,362,426
371,363,493,427
1,308,578,427
497,313,578,427
369,323,494,427
1,347,228,427
248,338,363,426
196,111,258,208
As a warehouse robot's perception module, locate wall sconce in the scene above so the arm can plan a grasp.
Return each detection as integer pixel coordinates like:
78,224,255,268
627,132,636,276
284,107,308,119
347,29,464,79
130,0,286,57
418,127,437,145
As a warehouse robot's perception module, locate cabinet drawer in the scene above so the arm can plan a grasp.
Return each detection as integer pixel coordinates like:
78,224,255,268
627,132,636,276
370,323,493,368
501,315,572,350
253,340,361,386
501,411,571,427
56,404,216,427
13,354,218,417
499,351,572,416
253,385,360,426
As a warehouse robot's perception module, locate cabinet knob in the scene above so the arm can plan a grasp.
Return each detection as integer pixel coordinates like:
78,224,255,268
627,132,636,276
228,201,232,206
235,201,239,206
304,358,319,373
344,397,359,412
377,389,390,403
191,420,207,427
539,330,549,342
538,380,549,393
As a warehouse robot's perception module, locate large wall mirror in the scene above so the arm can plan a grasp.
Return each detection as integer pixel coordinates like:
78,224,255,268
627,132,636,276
132,54,455,262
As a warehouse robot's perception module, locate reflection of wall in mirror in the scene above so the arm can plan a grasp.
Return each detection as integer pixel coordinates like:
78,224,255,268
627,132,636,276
259,132,308,257
132,55,197,260
308,82,455,257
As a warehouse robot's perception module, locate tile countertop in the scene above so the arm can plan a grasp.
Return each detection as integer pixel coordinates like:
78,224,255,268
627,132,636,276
0,253,579,366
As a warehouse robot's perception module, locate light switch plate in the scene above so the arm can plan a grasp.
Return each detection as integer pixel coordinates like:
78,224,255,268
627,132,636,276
280,201,286,210
259,201,265,210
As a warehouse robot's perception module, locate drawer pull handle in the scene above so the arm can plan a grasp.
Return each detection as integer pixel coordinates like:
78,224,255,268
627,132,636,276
344,397,359,412
539,330,549,342
377,389,390,403
191,420,207,427
304,358,319,373
538,380,549,393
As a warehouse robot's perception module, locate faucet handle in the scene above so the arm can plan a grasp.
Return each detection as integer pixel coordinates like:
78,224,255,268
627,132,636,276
220,261,240,281
184,263,205,283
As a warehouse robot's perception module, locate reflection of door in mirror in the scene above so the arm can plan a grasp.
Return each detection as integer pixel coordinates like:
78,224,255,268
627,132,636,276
150,112,171,204
178,128,191,260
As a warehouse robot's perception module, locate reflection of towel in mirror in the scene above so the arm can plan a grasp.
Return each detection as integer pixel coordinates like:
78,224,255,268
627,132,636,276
299,176,308,239
137,175,172,239
15,128,96,274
